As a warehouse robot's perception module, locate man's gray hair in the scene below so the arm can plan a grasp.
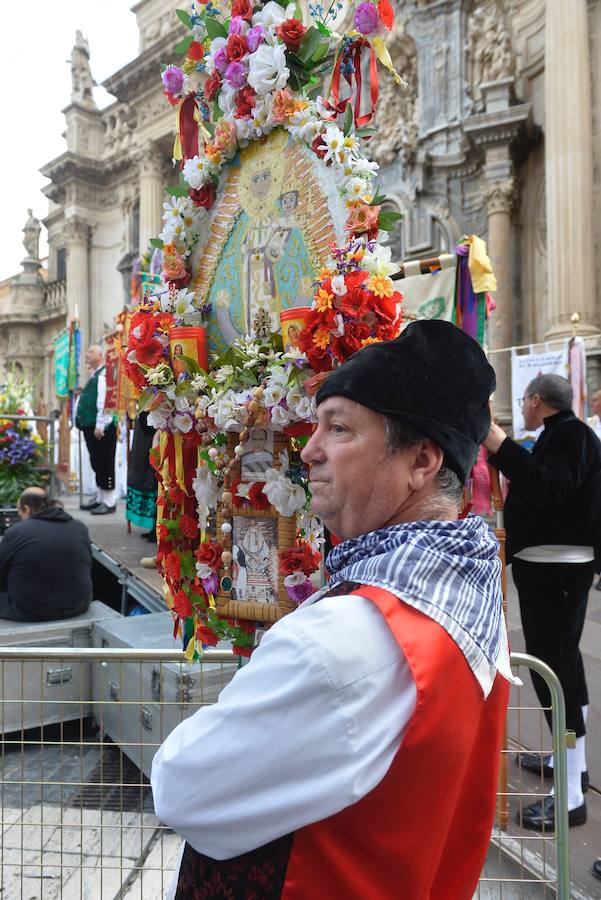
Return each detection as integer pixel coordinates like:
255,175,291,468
526,373,573,411
383,417,464,504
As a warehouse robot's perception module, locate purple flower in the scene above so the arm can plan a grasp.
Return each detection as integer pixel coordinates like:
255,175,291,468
286,578,314,604
229,15,246,35
202,572,219,595
354,2,379,35
213,47,228,74
162,65,185,95
225,60,248,89
247,25,264,53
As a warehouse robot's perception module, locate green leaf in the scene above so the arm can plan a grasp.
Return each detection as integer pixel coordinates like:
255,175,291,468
342,102,353,136
137,388,156,413
206,17,227,40
312,41,329,64
356,125,377,137
298,27,323,64
180,355,202,375
316,21,332,36
149,238,164,250
370,190,387,206
174,34,194,55
176,9,192,28
377,210,404,232
166,184,190,198
212,99,223,122
294,3,303,18
175,380,193,395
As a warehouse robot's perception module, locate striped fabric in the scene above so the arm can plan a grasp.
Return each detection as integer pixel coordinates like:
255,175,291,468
326,516,507,696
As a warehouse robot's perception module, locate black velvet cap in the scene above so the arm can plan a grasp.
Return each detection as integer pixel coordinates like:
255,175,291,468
315,320,496,482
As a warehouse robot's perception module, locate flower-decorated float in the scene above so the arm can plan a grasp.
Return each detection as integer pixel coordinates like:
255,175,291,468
122,0,418,657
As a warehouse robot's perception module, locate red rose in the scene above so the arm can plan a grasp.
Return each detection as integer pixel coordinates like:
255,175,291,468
197,624,220,646
231,0,253,21
195,540,224,570
279,547,307,576
173,589,192,619
204,71,222,101
248,481,270,510
311,134,328,160
179,513,199,539
331,321,370,361
189,183,216,209
275,19,307,51
234,84,256,119
232,644,252,658
226,35,248,62
164,550,181,584
187,41,204,61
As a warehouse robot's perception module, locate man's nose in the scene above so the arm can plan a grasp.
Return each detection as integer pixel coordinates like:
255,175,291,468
301,430,322,465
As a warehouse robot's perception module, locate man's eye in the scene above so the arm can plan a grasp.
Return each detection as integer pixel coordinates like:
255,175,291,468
331,424,347,433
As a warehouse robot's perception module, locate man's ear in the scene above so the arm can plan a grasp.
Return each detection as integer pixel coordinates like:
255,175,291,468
407,440,444,492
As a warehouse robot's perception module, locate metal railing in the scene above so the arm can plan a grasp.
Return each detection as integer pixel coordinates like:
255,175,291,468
0,648,570,898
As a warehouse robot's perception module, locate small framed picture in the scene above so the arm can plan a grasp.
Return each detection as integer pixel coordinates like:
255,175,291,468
215,430,297,623
240,427,274,480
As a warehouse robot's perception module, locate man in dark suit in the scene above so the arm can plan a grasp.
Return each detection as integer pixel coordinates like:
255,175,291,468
76,344,117,514
486,373,601,830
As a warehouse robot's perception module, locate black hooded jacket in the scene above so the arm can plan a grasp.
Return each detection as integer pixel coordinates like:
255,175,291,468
0,507,93,621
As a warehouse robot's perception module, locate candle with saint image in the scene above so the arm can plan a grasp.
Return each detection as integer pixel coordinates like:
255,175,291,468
280,307,311,352
169,326,208,378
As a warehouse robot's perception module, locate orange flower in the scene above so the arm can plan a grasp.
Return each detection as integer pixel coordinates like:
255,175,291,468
367,274,394,298
271,88,297,123
314,288,334,312
313,327,332,349
318,266,334,280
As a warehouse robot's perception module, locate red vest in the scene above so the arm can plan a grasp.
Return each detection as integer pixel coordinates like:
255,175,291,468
281,586,509,899
175,586,509,900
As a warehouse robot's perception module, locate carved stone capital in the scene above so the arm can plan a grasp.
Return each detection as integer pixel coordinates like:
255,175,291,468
135,142,165,179
483,179,516,216
63,216,91,244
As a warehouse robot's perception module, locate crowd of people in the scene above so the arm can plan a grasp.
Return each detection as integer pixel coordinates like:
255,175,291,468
2,328,601,892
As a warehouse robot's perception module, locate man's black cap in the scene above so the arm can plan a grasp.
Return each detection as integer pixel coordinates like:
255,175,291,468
315,320,496,482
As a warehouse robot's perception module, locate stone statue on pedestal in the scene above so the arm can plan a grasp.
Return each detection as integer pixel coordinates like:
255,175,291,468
22,210,41,262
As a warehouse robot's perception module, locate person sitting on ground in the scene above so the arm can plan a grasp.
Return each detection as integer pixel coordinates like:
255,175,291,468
0,488,93,622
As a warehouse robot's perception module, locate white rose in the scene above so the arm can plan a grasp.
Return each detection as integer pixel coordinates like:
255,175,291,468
294,395,315,422
263,381,287,407
269,403,292,428
248,43,289,96
285,383,303,414
218,84,239,118
252,1,295,29
262,469,306,517
173,412,194,433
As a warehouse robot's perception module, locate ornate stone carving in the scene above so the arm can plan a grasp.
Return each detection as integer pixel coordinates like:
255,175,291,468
22,210,41,260
136,142,166,179
369,23,419,167
483,178,516,215
465,3,515,112
70,30,96,106
63,216,91,244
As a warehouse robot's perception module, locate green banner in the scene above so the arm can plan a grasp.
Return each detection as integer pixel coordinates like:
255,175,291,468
54,329,69,399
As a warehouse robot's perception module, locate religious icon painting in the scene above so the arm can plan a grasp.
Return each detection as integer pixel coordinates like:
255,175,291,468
191,129,347,356
215,429,297,624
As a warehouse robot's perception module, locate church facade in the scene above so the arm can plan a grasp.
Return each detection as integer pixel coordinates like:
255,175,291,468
0,0,600,418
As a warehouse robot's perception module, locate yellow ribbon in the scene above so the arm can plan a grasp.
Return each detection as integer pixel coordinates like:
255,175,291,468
173,432,188,495
184,637,197,661
207,592,216,610
466,234,497,293
372,36,405,86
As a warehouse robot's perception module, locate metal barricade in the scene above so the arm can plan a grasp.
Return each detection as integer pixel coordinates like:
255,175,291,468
0,647,238,899
475,653,570,899
0,648,570,898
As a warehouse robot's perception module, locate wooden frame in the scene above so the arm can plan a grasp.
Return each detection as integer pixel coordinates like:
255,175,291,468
215,431,297,623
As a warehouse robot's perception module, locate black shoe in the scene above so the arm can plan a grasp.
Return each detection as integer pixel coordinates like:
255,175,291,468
80,499,101,511
517,796,587,831
516,753,589,792
90,503,116,516
593,859,601,880
595,578,601,592
142,530,157,543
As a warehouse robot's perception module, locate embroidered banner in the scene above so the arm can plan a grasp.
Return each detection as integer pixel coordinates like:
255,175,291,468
54,329,69,399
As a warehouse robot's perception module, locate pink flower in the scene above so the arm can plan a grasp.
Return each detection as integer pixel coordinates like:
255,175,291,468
285,577,314,604
354,2,379,34
213,47,228,74
247,25,264,53
229,15,247,35
225,60,248,88
162,65,184,95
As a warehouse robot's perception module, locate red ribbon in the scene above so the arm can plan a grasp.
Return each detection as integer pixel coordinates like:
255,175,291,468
325,39,379,127
179,92,199,164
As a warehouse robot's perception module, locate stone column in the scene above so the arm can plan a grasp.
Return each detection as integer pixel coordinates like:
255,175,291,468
545,0,596,337
64,216,91,351
138,143,164,254
484,179,515,421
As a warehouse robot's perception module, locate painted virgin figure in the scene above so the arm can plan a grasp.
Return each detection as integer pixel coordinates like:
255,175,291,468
204,131,318,354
